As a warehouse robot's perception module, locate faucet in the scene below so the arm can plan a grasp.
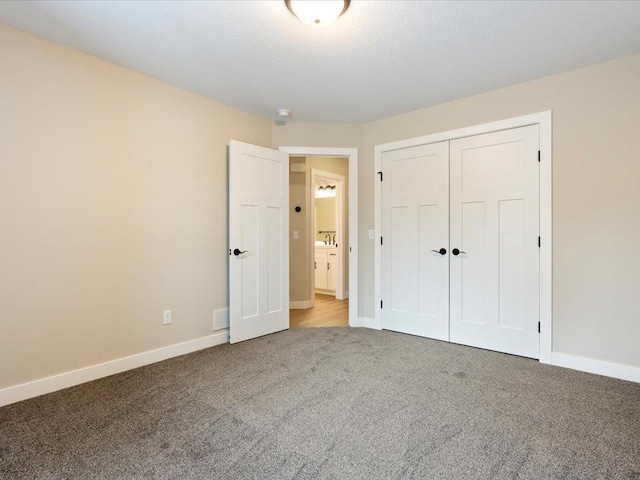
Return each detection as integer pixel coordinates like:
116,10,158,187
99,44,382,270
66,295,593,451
325,233,331,245
332,234,336,245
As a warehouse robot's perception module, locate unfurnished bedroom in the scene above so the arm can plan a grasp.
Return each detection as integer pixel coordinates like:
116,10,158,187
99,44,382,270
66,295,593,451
1,1,639,478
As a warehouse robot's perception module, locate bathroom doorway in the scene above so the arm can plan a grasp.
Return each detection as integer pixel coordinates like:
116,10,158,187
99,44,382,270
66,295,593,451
287,155,350,328
312,169,345,299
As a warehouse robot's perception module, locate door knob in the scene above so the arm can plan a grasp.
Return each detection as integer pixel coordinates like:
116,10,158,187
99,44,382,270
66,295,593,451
233,248,248,256
452,248,466,256
431,248,447,255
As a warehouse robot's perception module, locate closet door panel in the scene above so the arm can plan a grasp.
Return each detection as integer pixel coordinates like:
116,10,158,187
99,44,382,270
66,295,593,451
381,142,450,341
450,125,540,359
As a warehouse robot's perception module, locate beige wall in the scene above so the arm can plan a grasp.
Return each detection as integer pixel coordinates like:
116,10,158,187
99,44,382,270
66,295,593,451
288,157,349,302
0,24,272,390
315,197,336,241
288,157,308,302
3,20,639,391
363,52,640,368
272,122,363,151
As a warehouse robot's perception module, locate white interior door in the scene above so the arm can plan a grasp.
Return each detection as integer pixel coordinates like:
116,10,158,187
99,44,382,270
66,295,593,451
381,142,450,340
449,126,540,358
229,140,289,343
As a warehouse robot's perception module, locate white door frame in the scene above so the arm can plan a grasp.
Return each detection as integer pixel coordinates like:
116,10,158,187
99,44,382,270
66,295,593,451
311,168,346,300
374,111,552,364
279,146,358,327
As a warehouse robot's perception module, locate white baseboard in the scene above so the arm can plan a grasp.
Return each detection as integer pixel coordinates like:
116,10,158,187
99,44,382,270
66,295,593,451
290,300,314,309
356,317,381,330
0,330,229,408
315,288,336,296
551,352,640,383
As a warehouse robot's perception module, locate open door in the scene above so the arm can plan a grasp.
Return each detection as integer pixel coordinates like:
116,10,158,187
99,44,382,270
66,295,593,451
229,140,289,343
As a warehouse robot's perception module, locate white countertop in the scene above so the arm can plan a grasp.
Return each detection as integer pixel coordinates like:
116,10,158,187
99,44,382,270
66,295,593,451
315,242,338,248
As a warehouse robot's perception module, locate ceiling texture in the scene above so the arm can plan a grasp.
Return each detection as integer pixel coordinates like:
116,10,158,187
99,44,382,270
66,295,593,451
1,0,640,123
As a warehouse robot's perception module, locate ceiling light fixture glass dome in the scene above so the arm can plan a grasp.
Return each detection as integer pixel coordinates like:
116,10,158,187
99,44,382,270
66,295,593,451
285,0,350,27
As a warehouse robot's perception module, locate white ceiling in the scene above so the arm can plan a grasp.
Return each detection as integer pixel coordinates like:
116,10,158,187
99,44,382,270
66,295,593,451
1,1,640,123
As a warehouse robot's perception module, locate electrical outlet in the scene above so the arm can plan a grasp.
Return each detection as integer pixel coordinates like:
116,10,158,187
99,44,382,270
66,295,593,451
293,230,299,239
213,308,229,330
163,310,172,325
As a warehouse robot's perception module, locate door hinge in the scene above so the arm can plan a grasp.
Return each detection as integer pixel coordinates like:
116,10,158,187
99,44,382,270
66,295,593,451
538,236,541,248
538,321,541,333
380,236,383,245
349,246,352,252
380,300,383,309
538,151,541,162
377,171,383,181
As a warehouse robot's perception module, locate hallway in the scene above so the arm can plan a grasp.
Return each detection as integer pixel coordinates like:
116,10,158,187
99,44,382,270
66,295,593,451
290,294,348,328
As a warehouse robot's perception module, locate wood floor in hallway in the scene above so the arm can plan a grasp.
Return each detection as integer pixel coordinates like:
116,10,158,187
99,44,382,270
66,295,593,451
290,294,348,328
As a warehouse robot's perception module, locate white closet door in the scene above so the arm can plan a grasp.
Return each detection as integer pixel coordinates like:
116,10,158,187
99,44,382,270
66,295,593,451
449,126,540,358
381,142,450,340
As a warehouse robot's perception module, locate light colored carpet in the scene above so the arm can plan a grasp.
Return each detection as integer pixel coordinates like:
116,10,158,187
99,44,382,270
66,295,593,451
1,328,639,479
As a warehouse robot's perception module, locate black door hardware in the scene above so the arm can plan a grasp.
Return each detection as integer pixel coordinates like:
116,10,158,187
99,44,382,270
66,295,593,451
431,248,447,255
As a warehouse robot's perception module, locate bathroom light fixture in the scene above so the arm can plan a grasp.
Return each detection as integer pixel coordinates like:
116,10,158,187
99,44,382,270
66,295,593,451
276,108,291,118
315,185,336,198
285,0,350,27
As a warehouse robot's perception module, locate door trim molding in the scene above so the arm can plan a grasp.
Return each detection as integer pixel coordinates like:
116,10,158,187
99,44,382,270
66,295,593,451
356,317,380,330
374,111,553,364
279,147,359,326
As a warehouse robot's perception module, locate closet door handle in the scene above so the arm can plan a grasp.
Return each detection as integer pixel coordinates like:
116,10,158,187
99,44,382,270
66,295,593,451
431,248,447,255
452,248,466,256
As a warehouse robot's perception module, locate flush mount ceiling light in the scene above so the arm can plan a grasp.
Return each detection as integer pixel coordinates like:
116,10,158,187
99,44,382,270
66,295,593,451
285,0,350,27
